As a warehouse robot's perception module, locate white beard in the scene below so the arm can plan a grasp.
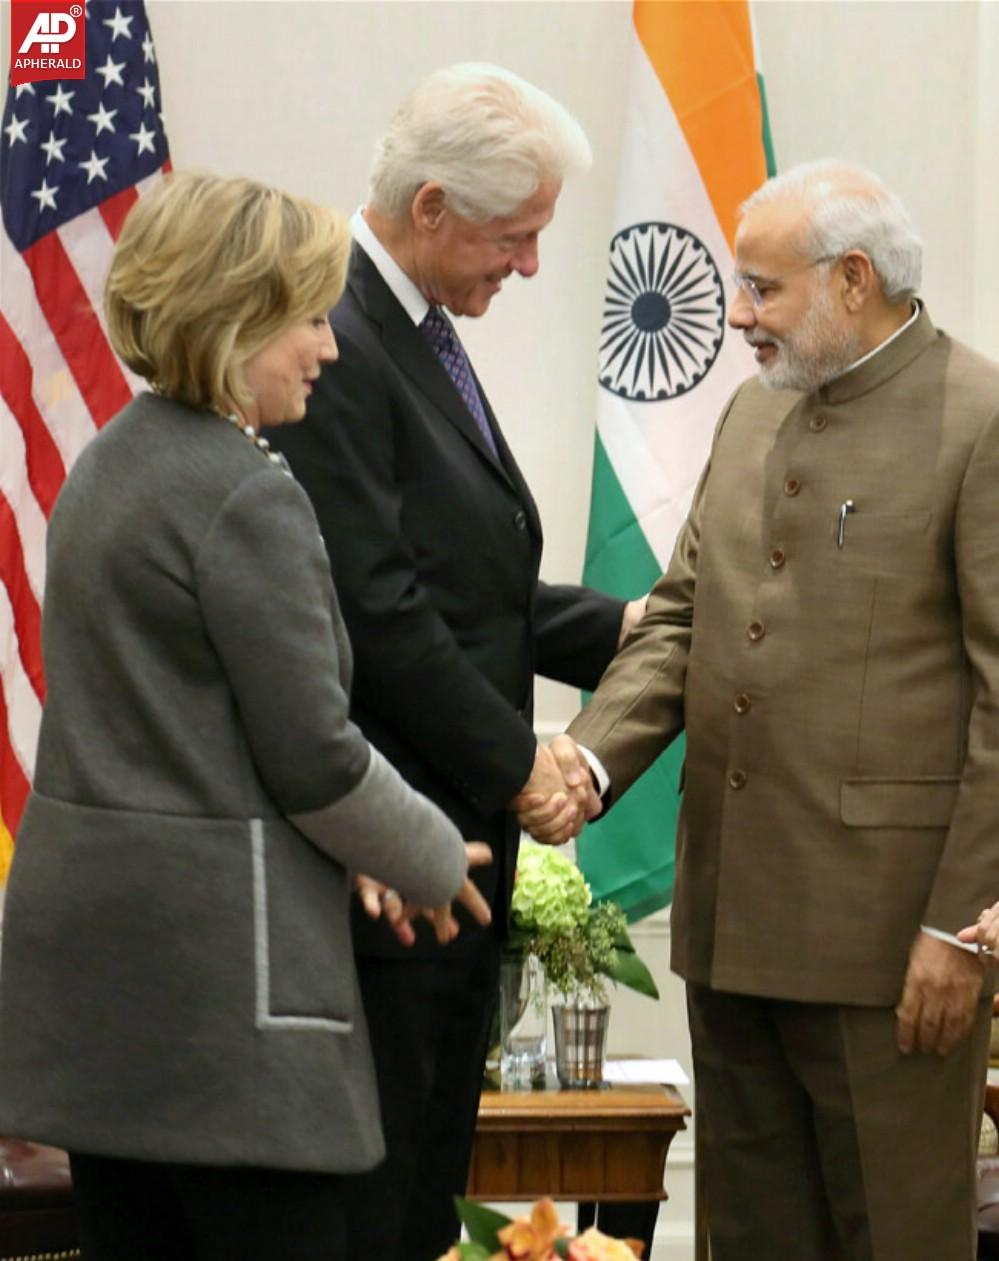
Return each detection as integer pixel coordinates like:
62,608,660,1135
753,285,863,393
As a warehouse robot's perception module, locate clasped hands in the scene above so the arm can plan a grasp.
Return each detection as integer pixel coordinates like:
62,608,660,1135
508,734,603,846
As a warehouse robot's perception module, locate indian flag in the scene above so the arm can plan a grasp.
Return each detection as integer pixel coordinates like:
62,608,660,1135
578,0,775,920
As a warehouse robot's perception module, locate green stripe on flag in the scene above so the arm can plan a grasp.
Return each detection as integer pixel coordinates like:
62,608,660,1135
757,72,777,178
578,434,679,921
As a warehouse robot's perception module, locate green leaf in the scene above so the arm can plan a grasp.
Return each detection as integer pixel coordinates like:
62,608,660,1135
453,1197,510,1249
606,949,660,999
554,1238,572,1258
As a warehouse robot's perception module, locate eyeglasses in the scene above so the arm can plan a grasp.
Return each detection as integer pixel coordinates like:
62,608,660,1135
730,255,838,309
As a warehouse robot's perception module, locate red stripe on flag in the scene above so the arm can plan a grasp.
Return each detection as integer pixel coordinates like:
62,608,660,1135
0,313,68,518
0,493,45,704
99,184,140,243
0,673,31,838
22,233,132,430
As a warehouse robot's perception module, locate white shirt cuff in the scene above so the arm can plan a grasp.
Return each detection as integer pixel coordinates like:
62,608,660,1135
578,745,610,798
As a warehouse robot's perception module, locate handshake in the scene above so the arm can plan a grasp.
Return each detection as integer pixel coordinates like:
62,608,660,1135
357,734,603,949
508,733,604,845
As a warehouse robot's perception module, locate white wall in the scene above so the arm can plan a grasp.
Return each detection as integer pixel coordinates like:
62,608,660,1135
4,3,998,1255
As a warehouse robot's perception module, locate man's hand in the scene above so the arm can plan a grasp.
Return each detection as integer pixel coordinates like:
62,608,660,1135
957,900,999,957
355,841,493,947
618,593,649,648
895,929,985,1055
511,734,602,845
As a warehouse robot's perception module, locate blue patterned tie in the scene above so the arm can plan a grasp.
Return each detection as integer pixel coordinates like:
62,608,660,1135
420,306,499,459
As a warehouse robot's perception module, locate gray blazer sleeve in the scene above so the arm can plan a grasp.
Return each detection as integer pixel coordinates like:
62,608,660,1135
195,469,466,906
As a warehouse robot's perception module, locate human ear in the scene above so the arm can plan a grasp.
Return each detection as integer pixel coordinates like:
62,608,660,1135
412,182,447,233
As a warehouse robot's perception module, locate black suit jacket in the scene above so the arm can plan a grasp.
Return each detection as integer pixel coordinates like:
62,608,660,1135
268,244,623,958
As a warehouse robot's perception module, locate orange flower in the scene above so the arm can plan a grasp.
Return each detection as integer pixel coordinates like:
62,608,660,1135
567,1226,644,1260
496,1197,568,1260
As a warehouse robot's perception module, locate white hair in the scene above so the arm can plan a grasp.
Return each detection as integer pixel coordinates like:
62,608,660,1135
368,62,592,223
741,160,922,302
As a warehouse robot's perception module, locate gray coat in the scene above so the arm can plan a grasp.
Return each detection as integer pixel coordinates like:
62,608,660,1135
0,392,466,1173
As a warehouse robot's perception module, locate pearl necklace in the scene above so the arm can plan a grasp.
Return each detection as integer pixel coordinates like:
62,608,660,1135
222,412,287,468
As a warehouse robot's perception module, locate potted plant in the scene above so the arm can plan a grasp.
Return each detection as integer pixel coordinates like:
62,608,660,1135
505,841,658,1088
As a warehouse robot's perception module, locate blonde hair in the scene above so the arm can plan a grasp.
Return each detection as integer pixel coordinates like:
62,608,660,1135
369,62,591,223
106,170,350,413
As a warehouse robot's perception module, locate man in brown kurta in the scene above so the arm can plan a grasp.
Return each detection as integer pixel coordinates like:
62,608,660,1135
534,163,999,1259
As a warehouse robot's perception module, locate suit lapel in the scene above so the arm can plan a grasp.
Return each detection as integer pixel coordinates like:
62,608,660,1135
347,248,545,523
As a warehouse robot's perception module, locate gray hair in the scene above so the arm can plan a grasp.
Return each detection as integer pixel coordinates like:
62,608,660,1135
368,62,592,223
741,160,922,302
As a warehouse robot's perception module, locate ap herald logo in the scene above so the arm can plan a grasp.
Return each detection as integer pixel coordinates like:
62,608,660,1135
10,0,86,85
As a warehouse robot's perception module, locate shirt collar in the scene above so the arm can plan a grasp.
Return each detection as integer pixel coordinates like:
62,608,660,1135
350,207,429,327
835,299,921,378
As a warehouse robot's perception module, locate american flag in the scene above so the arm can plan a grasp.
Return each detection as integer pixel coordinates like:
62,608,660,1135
0,1,170,877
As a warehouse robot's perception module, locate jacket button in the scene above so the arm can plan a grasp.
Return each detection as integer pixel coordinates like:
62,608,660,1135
784,477,801,497
809,414,828,433
513,510,527,530
769,548,786,569
728,769,747,790
733,693,751,715
747,620,766,642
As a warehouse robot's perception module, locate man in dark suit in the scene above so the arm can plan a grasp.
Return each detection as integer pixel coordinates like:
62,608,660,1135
267,63,641,1261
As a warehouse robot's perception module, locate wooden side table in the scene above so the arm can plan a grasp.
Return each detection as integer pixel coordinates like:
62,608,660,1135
468,1082,689,1203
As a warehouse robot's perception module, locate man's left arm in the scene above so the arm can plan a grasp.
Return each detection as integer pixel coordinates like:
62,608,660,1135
897,404,999,1055
533,581,629,692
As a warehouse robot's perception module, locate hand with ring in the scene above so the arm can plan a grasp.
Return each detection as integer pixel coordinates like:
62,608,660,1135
956,901,999,960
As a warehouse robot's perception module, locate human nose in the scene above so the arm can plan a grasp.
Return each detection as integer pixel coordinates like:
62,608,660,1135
727,284,755,330
512,237,539,278
319,324,338,363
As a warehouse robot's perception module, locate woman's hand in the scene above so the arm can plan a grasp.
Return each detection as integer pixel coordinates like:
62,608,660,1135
355,841,493,947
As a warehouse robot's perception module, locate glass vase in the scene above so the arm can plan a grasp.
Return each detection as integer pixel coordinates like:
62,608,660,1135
551,999,610,1089
499,953,547,1089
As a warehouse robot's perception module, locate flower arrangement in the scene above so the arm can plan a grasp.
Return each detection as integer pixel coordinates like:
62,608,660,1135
508,841,658,1005
437,1197,644,1260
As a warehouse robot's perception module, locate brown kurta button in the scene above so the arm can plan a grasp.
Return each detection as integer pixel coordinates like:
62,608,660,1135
784,477,801,497
747,620,765,641
769,548,786,569
809,414,828,432
733,693,751,715
728,769,747,790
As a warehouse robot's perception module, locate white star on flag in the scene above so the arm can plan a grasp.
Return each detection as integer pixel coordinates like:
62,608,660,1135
14,84,36,99
142,33,156,63
136,78,157,110
45,86,75,117
30,179,58,211
79,150,110,184
86,102,118,135
3,115,29,146
128,122,157,155
40,132,68,164
95,55,127,89
102,6,134,41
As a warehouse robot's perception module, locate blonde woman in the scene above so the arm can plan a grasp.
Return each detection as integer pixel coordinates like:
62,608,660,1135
0,171,489,1261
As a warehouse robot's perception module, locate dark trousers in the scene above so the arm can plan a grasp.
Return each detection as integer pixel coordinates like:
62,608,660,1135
687,982,991,1261
343,936,500,1261
68,1151,346,1261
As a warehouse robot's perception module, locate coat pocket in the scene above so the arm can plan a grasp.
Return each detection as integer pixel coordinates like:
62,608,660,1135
250,818,354,1032
840,777,959,829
